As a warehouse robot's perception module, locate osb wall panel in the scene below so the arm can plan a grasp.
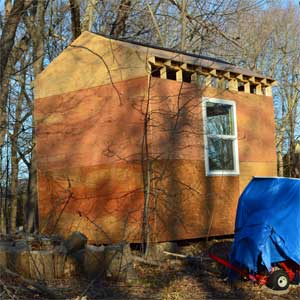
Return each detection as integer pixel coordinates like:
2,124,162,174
36,76,276,243
149,77,205,161
145,79,276,241
198,84,277,193
36,77,148,169
149,160,239,241
239,162,277,192
36,77,148,242
147,80,277,164
34,32,149,99
34,31,268,100
38,160,239,242
202,86,277,163
38,163,144,242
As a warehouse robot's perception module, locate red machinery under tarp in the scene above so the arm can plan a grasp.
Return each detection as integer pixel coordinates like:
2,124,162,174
209,253,300,290
210,177,300,291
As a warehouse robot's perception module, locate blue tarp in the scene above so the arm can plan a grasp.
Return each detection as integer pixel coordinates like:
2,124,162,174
230,177,300,273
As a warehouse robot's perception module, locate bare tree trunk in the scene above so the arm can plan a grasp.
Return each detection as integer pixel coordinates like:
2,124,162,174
180,0,187,50
24,0,46,233
0,76,9,234
69,0,81,40
294,145,300,178
110,0,131,37
0,31,29,234
288,92,299,177
0,0,25,85
10,130,20,233
5,0,12,16
82,0,98,32
277,151,284,176
0,0,21,233
10,53,31,232
0,205,6,234
141,77,153,257
0,1,26,231
277,127,285,177
146,1,165,47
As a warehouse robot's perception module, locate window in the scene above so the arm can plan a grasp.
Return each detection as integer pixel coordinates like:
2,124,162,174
202,97,239,175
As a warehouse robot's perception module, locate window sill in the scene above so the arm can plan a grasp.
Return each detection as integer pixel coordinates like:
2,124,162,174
206,171,240,176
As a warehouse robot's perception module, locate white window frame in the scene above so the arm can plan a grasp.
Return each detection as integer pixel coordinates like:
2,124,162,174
202,97,239,176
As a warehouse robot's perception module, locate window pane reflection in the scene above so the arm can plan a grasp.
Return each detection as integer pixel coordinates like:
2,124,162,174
207,137,234,171
206,102,234,135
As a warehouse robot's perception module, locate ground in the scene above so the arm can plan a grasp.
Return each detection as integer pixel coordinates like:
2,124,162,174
1,239,300,300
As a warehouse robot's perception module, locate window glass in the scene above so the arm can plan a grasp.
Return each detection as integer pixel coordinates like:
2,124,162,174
207,137,234,171
203,98,239,175
206,102,234,135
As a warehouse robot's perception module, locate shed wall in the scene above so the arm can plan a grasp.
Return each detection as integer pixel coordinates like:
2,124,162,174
36,76,276,243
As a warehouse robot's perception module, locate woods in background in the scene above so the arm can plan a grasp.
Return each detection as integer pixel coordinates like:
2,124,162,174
0,0,299,235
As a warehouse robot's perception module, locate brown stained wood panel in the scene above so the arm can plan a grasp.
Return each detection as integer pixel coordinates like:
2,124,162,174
36,76,277,243
34,31,274,100
148,79,277,163
38,160,239,242
149,79,205,161
239,162,277,192
38,163,144,242
34,32,150,99
150,160,239,241
202,86,277,163
36,77,148,170
36,77,149,242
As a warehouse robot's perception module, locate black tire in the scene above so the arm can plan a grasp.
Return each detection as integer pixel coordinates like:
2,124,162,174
267,270,290,290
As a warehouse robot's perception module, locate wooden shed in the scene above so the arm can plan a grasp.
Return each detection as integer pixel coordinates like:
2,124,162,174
34,31,277,243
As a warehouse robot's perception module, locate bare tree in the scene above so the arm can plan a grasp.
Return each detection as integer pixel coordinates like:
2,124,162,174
0,0,26,84
110,0,131,36
82,0,98,31
23,0,47,232
214,1,300,177
69,0,81,40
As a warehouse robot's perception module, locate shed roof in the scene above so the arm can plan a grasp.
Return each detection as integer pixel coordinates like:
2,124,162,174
34,31,275,99
92,32,274,81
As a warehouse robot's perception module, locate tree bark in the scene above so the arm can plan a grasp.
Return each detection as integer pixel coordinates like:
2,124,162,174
0,0,25,85
0,0,26,191
10,90,23,233
110,0,131,37
82,0,98,32
24,0,46,233
0,33,29,234
180,0,187,50
5,0,12,16
69,0,81,40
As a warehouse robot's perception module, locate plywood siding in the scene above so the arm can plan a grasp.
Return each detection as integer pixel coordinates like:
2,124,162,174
34,31,271,100
200,86,277,192
34,32,149,99
36,78,147,242
36,76,276,243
